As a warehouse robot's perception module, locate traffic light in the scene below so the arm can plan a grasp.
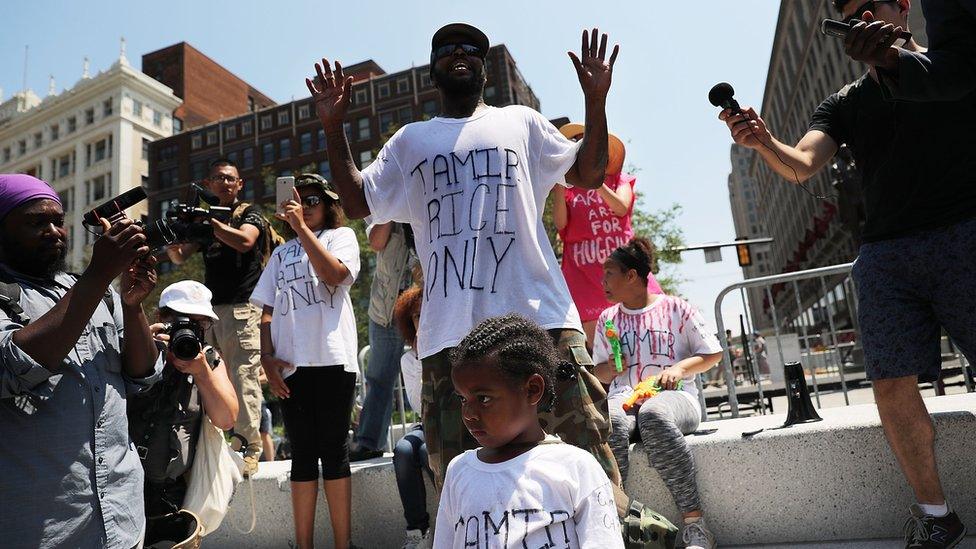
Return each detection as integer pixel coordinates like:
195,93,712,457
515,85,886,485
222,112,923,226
735,238,752,267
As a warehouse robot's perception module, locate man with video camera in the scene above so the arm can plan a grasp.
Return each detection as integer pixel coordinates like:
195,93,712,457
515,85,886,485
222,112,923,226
719,1,975,546
166,158,273,475
128,280,238,546
0,173,163,549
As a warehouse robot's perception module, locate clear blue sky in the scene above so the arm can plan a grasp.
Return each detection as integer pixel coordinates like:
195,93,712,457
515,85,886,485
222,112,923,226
3,0,780,330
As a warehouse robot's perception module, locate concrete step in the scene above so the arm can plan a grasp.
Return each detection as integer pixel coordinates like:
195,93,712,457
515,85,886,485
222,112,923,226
206,393,976,548
732,538,976,548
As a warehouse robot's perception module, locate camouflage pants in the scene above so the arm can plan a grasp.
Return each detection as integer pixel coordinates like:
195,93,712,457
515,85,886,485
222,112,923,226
420,328,622,491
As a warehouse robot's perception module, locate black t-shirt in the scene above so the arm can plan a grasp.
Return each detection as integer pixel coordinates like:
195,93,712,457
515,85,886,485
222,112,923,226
203,204,266,305
809,74,976,242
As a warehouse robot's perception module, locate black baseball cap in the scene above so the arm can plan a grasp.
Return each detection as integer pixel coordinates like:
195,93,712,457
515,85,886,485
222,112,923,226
431,23,490,57
295,173,339,201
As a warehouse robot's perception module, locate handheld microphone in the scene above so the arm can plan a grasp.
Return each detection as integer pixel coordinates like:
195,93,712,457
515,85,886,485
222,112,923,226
708,82,741,114
709,82,831,200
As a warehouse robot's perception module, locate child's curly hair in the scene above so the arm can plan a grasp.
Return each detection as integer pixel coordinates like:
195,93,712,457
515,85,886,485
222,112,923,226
392,285,423,344
449,313,558,412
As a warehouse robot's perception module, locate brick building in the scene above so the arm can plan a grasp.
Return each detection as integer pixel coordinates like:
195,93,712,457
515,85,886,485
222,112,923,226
147,44,542,220
142,42,276,130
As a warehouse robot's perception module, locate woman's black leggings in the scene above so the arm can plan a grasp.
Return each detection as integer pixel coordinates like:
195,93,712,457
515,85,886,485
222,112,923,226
280,366,357,481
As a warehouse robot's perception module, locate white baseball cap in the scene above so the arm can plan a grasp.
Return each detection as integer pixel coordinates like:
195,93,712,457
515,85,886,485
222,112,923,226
158,280,219,320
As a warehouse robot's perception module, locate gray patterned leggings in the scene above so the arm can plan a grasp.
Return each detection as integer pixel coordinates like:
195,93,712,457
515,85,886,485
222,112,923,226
608,390,702,514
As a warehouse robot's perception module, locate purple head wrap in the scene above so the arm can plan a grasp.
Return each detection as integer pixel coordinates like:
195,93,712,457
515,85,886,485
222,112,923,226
0,174,61,222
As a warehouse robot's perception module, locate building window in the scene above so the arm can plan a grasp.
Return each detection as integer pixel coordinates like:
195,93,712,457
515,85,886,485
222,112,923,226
67,116,76,133
241,120,252,135
191,161,206,182
87,174,109,203
153,110,162,127
58,155,71,178
398,106,413,125
191,134,202,150
18,140,26,155
206,131,217,146
158,167,178,189
420,73,432,87
51,124,59,141
141,138,150,160
260,115,272,130
132,100,143,118
298,104,310,119
317,129,326,150
173,117,183,132
377,82,390,98
34,132,42,149
242,147,254,169
2,148,9,163
354,89,368,104
49,158,58,180
379,111,395,132
262,142,274,164
359,150,372,167
396,77,409,94
485,85,496,98
278,110,290,125
158,144,177,162
85,108,95,125
103,98,113,117
300,132,312,155
279,138,291,159
91,136,112,164
319,160,331,180
59,188,74,212
358,117,371,140
422,99,438,118
225,125,237,140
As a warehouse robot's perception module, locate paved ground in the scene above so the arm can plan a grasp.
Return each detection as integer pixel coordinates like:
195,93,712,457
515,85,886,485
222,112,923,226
733,538,976,548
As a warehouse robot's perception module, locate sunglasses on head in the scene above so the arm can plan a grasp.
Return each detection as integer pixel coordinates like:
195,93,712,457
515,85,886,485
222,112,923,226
432,43,483,61
843,0,897,25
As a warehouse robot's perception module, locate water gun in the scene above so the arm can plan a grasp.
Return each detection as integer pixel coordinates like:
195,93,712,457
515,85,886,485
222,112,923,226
604,319,623,373
622,376,685,411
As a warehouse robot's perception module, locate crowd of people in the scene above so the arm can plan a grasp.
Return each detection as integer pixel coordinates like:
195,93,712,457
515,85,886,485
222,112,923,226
0,1,974,547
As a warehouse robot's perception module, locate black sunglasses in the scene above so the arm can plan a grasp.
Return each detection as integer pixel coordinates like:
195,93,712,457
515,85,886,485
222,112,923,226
301,195,323,208
432,43,483,61
843,0,897,25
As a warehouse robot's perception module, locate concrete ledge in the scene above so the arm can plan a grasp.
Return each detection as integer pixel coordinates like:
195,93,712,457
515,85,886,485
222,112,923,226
207,394,976,547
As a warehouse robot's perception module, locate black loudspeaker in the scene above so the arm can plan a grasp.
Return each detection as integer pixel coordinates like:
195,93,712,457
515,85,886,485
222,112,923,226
783,361,822,426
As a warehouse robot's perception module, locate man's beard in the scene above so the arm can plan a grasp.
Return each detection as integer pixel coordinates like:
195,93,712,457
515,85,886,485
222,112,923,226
0,234,67,279
432,63,486,97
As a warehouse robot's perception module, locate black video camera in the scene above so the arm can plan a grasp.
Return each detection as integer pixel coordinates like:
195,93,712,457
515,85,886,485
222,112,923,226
82,183,233,250
163,316,206,361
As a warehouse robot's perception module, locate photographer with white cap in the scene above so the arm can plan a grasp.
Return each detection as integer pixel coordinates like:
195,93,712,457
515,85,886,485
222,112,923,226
128,280,238,546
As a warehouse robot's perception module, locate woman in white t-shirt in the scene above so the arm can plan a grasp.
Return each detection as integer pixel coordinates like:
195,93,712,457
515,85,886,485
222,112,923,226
434,314,623,549
592,238,723,549
250,175,361,549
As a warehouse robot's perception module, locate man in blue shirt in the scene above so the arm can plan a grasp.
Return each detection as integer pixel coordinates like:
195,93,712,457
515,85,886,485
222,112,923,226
0,174,163,549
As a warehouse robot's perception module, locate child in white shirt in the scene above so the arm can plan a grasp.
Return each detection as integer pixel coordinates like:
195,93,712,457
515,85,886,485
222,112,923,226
433,314,623,549
593,238,723,549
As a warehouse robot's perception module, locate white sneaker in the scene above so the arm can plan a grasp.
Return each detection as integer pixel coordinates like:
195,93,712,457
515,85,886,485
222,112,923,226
401,528,431,549
682,518,717,549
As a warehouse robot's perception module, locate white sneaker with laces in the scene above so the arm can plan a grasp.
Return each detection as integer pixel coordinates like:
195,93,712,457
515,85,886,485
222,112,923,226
401,528,431,549
682,518,717,549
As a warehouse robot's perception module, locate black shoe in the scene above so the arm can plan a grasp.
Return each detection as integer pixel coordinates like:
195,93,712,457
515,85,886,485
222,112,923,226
349,447,383,462
904,504,967,548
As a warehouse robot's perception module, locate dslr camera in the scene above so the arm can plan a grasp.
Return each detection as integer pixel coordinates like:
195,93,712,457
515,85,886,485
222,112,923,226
162,316,206,361
82,183,233,250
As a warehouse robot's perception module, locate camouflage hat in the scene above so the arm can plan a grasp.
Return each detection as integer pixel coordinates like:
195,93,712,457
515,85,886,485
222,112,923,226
295,173,339,201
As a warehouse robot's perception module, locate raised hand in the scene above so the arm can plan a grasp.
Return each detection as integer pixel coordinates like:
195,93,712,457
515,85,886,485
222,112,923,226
275,187,306,232
843,12,902,70
119,255,158,307
720,106,773,150
568,28,620,101
89,217,149,283
306,58,354,128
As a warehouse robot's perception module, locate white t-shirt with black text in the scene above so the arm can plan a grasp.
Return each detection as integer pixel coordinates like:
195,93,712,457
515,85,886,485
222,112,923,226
433,437,623,549
592,296,722,410
249,227,361,377
400,348,422,415
362,105,583,358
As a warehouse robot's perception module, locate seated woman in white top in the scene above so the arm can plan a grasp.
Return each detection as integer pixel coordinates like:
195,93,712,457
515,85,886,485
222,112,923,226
250,174,361,549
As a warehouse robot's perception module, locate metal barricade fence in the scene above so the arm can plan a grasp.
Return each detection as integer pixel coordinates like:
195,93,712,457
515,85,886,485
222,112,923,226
703,261,975,421
355,345,412,452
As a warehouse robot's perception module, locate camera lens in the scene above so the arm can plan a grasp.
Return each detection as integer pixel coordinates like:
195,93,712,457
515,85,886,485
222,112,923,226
143,219,178,249
170,327,202,361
